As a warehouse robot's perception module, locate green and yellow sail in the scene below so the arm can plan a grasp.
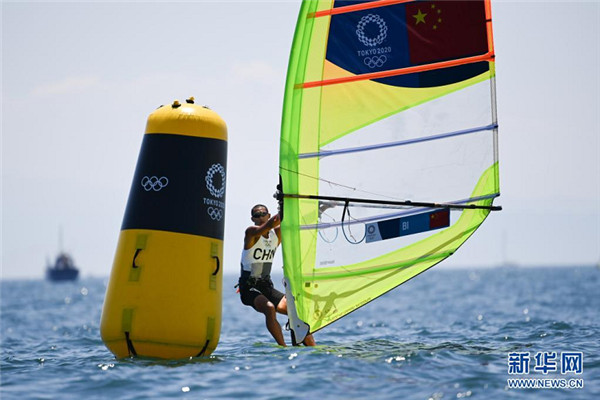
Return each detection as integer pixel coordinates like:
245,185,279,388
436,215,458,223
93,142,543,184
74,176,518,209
280,0,500,344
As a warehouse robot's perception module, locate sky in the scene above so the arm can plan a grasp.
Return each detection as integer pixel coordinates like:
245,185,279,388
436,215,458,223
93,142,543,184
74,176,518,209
2,0,599,280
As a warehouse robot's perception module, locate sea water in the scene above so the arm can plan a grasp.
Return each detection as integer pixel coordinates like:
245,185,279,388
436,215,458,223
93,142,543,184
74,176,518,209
1,266,598,399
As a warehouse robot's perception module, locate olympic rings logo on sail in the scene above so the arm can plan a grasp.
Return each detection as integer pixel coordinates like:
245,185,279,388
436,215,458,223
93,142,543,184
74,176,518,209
207,206,224,221
141,176,169,191
364,55,387,68
356,14,388,47
205,163,226,198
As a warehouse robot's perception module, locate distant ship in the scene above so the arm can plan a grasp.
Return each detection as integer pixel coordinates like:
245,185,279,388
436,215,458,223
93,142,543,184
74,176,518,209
46,228,79,281
46,252,79,281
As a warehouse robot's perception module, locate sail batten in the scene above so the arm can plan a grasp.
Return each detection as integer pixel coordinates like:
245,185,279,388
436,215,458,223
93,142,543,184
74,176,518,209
280,0,500,344
302,53,494,88
299,122,498,159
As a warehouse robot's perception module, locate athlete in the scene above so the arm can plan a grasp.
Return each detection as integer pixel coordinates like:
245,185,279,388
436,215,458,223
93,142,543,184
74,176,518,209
238,204,316,346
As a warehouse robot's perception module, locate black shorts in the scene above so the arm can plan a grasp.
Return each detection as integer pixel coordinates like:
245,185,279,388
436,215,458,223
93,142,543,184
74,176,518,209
238,275,284,310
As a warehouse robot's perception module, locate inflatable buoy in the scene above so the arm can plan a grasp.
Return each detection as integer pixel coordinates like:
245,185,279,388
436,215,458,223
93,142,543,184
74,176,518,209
100,98,227,359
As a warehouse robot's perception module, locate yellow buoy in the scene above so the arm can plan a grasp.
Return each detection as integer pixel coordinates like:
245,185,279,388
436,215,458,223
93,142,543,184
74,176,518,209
100,98,227,359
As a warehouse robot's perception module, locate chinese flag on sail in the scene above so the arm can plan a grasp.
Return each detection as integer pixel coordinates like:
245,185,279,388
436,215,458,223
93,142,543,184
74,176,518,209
405,0,488,65
429,209,450,229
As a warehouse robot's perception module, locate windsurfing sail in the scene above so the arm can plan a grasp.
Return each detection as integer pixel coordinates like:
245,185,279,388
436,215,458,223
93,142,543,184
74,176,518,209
279,0,500,344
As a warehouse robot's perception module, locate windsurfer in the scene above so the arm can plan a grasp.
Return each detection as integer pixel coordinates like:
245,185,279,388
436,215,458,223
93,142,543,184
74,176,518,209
238,204,316,346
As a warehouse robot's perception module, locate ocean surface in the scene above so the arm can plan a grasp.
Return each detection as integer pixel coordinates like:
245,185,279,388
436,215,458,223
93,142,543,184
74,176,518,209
1,266,598,399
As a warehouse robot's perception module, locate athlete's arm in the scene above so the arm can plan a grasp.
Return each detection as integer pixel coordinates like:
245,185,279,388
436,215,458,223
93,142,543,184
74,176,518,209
274,217,282,245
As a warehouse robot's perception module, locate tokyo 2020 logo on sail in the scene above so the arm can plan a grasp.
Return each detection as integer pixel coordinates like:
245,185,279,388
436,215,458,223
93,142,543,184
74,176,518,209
204,163,226,221
356,14,388,47
205,163,226,198
364,55,387,68
355,14,392,69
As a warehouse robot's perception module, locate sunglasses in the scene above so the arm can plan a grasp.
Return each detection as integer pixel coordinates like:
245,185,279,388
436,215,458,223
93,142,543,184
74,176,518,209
252,211,268,218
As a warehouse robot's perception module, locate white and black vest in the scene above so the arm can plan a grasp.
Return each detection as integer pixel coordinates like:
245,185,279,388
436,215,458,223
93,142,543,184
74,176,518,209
240,230,279,279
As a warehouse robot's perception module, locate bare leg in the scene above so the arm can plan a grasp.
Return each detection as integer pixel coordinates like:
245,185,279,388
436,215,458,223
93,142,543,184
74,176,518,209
276,296,316,346
302,334,316,346
276,295,288,314
254,295,286,346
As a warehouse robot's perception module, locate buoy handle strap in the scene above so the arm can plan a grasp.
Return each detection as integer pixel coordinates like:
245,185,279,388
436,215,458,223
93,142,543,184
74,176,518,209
212,256,220,276
125,332,137,357
132,248,142,269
